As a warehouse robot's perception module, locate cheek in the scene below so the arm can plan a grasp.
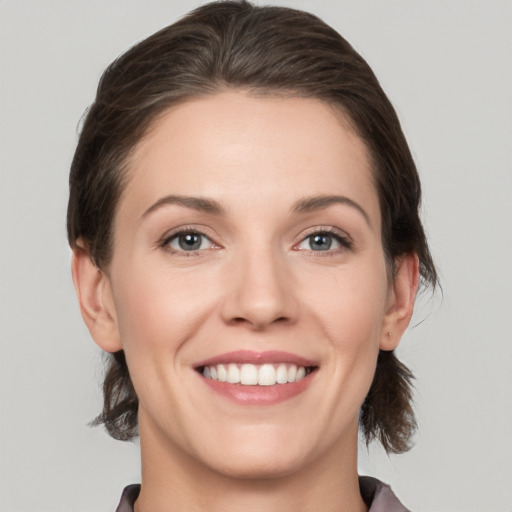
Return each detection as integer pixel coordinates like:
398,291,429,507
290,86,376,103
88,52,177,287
108,266,213,415
110,260,221,361
303,258,388,392
305,258,389,340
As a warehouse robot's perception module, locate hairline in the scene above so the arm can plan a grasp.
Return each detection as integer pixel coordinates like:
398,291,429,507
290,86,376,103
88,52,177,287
89,85,399,286
104,85,387,264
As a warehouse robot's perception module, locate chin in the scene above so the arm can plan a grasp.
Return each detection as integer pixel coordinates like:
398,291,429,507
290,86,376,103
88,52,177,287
207,450,307,481
194,425,315,481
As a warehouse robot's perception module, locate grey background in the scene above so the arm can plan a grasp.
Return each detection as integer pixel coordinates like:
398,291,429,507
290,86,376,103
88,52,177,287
1,1,511,511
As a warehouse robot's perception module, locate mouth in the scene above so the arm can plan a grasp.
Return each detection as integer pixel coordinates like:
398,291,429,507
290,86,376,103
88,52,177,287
194,351,318,405
197,363,316,386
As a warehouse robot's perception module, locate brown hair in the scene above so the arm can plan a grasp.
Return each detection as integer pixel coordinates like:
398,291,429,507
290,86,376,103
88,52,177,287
68,0,437,453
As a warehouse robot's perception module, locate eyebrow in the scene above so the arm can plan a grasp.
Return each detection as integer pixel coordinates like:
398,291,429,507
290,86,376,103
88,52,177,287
142,195,225,218
292,195,371,226
142,193,370,226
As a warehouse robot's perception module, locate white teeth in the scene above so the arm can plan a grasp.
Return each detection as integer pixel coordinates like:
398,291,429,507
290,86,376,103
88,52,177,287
287,364,297,383
240,364,258,385
227,363,240,384
217,364,227,382
296,366,306,381
258,364,276,386
202,362,311,385
276,364,288,384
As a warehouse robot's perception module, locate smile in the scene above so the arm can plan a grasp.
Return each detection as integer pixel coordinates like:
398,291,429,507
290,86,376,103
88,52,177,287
201,363,313,386
195,351,318,405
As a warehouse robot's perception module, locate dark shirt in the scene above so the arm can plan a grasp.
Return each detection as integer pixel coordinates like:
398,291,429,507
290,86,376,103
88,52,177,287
115,476,410,511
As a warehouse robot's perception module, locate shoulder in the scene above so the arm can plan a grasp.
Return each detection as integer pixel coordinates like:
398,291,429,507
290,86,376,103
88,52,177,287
359,476,411,512
114,479,410,512
115,484,140,512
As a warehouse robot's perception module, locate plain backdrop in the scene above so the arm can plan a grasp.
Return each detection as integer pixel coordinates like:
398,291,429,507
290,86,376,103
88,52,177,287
1,1,511,511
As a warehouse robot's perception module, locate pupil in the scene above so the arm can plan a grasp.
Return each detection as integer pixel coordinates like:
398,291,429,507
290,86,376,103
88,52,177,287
179,233,201,250
310,234,331,251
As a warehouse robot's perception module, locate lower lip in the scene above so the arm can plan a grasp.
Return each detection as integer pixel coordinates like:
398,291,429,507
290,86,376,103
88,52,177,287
200,373,315,405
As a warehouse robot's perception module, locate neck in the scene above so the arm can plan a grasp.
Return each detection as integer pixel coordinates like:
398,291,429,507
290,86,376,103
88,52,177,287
134,417,367,512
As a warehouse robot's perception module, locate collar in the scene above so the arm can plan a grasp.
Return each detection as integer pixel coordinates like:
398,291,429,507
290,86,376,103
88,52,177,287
115,476,410,512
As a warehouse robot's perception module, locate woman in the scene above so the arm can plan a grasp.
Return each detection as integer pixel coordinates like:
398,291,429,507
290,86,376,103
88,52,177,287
68,1,437,511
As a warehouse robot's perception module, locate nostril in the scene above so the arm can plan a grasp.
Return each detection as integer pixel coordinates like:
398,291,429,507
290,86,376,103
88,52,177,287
228,315,292,330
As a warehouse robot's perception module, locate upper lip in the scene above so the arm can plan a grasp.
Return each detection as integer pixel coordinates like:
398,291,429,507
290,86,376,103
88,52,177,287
194,350,318,368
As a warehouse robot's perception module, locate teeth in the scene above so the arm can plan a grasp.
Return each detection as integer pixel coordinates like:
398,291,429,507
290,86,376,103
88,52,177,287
217,364,227,382
202,363,311,385
227,363,240,384
287,364,297,383
240,364,258,385
276,364,288,384
258,364,276,386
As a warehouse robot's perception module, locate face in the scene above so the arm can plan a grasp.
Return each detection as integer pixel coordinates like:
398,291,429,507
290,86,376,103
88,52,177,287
92,92,403,478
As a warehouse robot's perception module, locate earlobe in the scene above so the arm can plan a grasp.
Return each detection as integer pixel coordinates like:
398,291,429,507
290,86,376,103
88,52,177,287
71,244,122,353
380,253,420,351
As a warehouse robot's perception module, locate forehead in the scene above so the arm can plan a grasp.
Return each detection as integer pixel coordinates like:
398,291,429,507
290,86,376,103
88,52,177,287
121,91,379,226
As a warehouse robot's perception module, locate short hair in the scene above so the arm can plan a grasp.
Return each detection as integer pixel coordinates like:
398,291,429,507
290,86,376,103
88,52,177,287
68,0,437,454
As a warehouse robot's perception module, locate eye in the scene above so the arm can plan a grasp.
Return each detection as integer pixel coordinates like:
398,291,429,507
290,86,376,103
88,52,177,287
164,231,216,253
296,230,351,252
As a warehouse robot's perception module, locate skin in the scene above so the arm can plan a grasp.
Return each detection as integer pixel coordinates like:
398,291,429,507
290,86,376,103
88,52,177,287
73,91,419,512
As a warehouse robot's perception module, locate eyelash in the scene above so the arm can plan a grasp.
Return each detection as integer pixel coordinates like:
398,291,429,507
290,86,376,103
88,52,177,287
159,226,352,256
160,226,217,256
295,227,353,255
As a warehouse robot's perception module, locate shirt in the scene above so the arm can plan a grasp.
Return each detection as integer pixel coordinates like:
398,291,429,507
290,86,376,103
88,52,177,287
115,476,410,511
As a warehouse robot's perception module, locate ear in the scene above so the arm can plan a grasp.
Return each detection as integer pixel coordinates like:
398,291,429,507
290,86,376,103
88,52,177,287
380,253,420,351
71,244,122,353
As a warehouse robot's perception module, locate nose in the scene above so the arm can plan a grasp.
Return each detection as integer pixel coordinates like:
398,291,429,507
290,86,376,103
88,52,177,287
220,245,298,331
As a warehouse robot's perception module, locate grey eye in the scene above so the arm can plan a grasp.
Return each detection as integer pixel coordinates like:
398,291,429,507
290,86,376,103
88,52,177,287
308,233,333,251
178,233,203,250
167,232,214,252
296,231,349,253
